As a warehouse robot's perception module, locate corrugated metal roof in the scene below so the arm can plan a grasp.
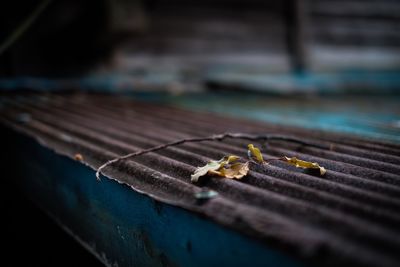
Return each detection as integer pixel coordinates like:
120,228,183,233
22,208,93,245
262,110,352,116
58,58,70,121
1,92,400,267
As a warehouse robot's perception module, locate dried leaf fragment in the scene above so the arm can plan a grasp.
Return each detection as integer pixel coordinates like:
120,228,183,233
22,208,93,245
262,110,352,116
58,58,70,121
283,156,326,175
191,160,222,182
225,155,241,164
219,162,249,179
247,144,264,163
191,155,249,182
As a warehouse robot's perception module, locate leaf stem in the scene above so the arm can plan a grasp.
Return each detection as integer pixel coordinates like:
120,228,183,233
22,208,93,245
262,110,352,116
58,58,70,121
264,157,286,163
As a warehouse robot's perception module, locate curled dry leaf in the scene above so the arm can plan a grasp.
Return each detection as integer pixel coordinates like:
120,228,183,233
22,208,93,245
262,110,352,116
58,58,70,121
191,155,249,182
283,156,326,175
191,160,222,183
218,162,249,179
247,144,264,163
191,155,240,182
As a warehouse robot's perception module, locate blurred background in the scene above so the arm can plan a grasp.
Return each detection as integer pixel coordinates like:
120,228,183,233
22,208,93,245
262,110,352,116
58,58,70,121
1,0,400,266
1,0,400,141
2,0,400,84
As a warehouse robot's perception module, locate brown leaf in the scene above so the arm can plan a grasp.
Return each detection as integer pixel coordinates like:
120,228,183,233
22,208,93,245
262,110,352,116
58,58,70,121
220,162,250,179
191,155,240,182
283,156,326,175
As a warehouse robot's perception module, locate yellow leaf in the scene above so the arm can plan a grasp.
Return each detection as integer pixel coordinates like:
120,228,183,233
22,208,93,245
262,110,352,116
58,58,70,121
283,156,326,176
226,155,240,163
247,144,264,163
191,155,240,182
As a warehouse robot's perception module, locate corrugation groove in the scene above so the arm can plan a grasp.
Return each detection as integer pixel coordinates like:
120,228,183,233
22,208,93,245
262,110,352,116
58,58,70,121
1,93,400,267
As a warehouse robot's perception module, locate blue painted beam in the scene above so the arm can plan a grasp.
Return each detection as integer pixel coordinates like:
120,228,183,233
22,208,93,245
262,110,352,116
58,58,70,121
4,127,305,267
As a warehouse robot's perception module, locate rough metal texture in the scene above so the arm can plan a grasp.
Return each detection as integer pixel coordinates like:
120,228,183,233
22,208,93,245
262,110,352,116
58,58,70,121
1,93,400,267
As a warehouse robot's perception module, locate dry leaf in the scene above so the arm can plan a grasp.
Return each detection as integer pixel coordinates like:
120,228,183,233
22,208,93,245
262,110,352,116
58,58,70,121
283,156,326,175
219,162,249,179
191,155,239,182
191,160,222,182
225,155,241,164
247,144,264,163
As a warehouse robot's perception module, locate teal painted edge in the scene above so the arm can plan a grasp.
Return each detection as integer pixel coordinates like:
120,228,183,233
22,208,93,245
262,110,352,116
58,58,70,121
206,69,400,94
1,69,400,94
5,127,306,267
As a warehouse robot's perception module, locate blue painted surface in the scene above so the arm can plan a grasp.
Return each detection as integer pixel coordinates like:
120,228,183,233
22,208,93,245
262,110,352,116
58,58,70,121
206,69,400,94
0,72,180,93
6,127,305,267
1,69,400,94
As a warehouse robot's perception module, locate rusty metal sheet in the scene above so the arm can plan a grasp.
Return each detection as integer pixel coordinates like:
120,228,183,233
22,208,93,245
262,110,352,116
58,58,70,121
1,93,400,267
